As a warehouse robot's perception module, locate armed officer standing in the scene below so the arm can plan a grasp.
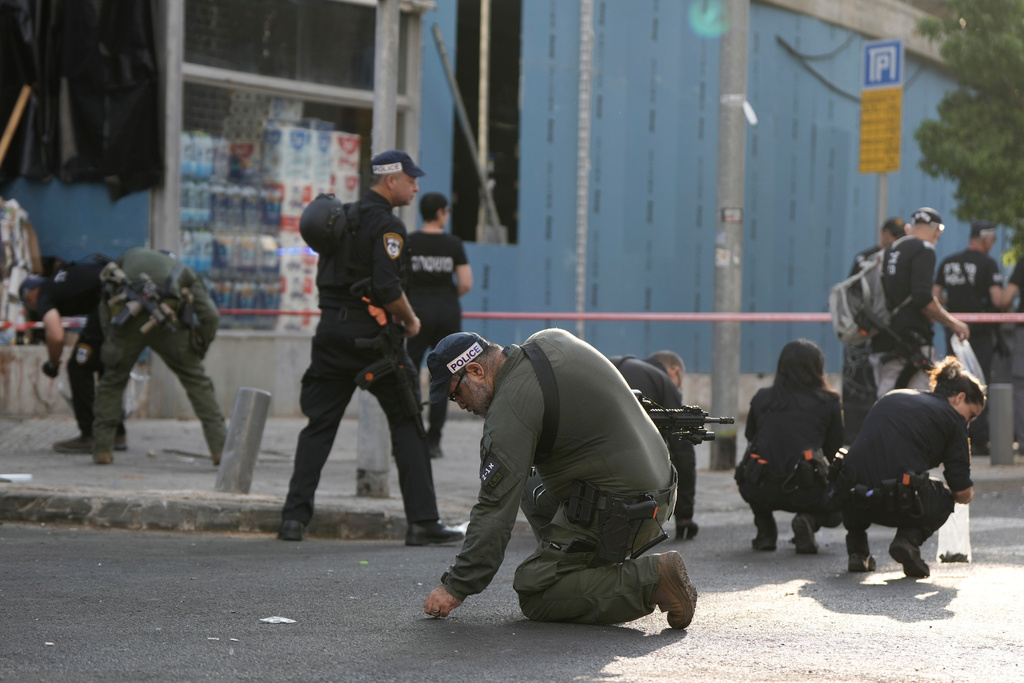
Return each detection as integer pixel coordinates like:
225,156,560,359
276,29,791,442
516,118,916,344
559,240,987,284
278,150,464,546
869,207,969,398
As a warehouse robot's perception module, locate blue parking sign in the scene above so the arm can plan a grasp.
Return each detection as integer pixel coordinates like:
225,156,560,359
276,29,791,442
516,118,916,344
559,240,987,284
862,39,903,89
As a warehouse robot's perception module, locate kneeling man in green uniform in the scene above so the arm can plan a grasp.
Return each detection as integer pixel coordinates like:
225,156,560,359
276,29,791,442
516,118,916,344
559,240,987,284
422,328,697,629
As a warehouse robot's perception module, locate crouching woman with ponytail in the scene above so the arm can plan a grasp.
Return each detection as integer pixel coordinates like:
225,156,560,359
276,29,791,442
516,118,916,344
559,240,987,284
839,357,984,578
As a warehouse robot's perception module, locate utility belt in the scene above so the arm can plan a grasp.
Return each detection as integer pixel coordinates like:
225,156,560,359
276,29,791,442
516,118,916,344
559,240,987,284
560,477,673,564
321,305,378,325
851,471,931,517
735,448,829,492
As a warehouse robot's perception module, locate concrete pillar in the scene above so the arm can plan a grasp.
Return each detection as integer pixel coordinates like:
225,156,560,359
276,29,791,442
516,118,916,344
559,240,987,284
356,390,391,498
215,387,272,494
710,0,750,470
988,383,1014,466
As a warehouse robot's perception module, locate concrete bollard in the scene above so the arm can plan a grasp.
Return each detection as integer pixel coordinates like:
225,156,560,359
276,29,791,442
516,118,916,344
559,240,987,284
356,390,390,498
215,387,272,494
988,383,1014,466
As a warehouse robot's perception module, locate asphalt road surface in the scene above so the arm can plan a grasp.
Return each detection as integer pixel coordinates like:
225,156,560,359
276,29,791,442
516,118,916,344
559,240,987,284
2,486,1022,682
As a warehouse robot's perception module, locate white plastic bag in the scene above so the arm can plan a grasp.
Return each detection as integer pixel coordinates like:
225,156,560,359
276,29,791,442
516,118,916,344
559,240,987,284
950,337,986,386
936,502,971,563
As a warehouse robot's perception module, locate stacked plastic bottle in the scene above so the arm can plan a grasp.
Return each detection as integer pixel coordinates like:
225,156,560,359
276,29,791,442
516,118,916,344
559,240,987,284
179,128,282,331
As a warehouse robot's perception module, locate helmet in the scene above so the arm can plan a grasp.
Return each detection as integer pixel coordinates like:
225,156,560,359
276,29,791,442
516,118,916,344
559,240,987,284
299,193,346,254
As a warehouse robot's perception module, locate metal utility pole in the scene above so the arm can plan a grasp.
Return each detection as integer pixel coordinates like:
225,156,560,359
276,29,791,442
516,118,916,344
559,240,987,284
356,0,401,498
710,0,750,471
476,0,491,243
574,0,594,340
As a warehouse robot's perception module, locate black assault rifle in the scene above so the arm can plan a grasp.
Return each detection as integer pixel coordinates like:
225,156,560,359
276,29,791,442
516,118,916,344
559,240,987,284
353,321,427,439
634,390,734,446
101,262,178,335
855,308,934,388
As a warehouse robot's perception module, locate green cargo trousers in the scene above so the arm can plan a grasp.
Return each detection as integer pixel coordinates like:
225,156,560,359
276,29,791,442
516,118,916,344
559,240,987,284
512,472,674,625
93,250,226,457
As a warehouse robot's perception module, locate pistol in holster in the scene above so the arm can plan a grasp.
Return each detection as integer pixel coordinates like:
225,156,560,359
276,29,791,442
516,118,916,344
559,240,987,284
566,479,666,564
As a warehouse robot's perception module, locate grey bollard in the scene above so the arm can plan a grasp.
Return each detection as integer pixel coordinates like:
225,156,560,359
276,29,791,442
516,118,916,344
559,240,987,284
356,390,390,498
215,387,272,494
988,383,1014,466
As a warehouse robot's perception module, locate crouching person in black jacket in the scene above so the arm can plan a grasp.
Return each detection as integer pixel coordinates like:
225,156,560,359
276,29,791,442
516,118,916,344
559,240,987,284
736,340,845,554
837,356,983,577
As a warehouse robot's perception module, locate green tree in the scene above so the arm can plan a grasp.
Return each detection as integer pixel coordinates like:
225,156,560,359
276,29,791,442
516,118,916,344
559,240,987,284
915,0,1024,233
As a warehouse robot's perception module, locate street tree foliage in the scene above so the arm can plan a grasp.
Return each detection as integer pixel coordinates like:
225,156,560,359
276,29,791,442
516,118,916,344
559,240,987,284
915,0,1024,234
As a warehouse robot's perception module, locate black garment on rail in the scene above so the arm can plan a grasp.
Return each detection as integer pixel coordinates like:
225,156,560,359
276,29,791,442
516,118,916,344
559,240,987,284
0,1,161,198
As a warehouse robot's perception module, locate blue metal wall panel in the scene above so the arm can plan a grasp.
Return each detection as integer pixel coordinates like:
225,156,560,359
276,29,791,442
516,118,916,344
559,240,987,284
0,177,149,261
420,1,970,370
416,1,458,228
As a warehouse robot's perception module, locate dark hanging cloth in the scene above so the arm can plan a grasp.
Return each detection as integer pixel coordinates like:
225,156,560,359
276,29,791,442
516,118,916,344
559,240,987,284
0,0,161,199
59,0,162,199
0,0,42,183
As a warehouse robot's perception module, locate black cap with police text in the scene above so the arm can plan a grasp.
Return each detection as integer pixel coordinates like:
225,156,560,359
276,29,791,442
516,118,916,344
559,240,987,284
370,150,425,178
910,207,944,231
970,220,997,239
427,332,488,403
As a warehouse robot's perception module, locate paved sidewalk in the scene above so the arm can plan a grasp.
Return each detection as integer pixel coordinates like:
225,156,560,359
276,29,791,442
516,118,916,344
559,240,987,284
2,415,1022,540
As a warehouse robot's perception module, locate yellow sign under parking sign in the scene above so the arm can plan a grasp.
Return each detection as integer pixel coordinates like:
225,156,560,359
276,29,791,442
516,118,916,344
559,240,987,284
859,87,902,174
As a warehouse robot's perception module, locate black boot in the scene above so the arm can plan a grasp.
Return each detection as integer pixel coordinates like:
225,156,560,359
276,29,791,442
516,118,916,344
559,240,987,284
751,513,777,551
791,513,818,554
889,528,930,578
846,530,875,572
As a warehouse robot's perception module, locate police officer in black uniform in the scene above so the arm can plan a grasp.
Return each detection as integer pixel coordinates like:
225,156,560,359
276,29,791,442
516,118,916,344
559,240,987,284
20,259,127,453
840,356,982,578
869,208,969,398
277,150,464,546
608,351,699,540
933,219,1003,453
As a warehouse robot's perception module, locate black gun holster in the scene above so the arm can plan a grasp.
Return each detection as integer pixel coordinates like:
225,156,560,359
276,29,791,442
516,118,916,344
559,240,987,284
781,449,829,494
566,480,665,564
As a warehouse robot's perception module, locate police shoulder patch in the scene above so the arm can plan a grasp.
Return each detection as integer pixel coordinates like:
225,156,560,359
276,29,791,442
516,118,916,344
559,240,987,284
480,455,506,490
74,343,93,365
383,233,404,260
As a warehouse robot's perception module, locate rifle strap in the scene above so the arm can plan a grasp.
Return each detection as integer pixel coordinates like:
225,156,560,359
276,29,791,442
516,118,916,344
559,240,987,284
522,342,559,461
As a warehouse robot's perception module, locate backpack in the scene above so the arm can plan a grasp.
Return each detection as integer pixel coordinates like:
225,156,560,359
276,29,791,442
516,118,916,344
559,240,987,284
828,249,909,346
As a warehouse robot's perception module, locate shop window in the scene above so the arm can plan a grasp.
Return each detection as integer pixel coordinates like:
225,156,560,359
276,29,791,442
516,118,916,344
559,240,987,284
184,0,384,92
180,82,372,333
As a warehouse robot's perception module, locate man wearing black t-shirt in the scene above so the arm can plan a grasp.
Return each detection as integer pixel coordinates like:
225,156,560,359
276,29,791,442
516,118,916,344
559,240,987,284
19,260,127,453
995,250,1024,445
933,220,1003,452
407,193,473,459
869,208,969,398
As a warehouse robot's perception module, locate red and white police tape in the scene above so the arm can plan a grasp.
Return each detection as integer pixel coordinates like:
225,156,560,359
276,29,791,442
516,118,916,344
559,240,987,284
6,310,1024,332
